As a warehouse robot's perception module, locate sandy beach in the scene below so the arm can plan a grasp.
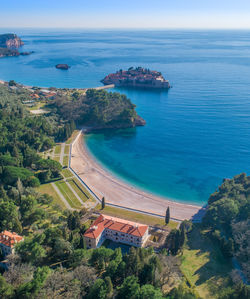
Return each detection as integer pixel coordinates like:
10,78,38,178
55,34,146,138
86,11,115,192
70,131,205,221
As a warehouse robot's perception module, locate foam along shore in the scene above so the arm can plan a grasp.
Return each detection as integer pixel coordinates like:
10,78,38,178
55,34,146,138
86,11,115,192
70,131,206,222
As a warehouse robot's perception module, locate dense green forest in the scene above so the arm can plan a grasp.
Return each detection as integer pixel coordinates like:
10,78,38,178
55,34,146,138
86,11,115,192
51,89,145,129
202,174,250,282
0,84,249,299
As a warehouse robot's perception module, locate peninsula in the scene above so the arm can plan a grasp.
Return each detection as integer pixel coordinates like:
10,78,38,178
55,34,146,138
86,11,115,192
101,66,171,89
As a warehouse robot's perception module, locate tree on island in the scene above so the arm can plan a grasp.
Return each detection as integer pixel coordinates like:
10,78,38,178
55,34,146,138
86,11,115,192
165,207,170,225
101,197,105,210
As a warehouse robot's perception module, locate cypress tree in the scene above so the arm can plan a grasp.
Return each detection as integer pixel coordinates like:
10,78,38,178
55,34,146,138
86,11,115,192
101,196,105,209
79,235,86,249
165,206,170,224
179,225,186,248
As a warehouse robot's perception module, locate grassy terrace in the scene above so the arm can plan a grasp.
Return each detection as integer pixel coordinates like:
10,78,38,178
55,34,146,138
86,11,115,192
64,145,70,155
67,179,89,202
53,156,60,162
180,226,232,299
54,144,62,155
37,183,66,209
97,205,178,229
61,168,73,178
55,180,82,209
63,155,68,167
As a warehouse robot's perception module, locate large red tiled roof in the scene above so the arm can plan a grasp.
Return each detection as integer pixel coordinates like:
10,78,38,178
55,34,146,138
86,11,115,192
0,230,23,248
84,215,148,239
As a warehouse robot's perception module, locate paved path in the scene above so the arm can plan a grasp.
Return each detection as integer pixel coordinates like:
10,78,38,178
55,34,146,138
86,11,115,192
52,182,73,210
60,143,65,165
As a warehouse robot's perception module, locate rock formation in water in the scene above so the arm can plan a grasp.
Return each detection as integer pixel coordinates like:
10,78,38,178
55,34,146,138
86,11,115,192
55,64,70,70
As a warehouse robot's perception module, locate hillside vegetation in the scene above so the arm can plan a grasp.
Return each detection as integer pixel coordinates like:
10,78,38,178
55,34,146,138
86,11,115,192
52,89,145,129
0,83,249,299
202,173,249,282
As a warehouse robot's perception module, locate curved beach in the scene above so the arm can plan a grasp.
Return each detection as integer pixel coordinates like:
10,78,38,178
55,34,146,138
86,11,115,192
70,131,205,221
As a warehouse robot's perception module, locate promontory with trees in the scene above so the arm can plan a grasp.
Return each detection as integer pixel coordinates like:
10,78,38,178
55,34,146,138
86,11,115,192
0,82,249,298
0,33,33,58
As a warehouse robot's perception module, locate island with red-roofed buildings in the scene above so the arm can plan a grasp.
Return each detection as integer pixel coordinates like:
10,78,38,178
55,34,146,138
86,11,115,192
101,67,170,89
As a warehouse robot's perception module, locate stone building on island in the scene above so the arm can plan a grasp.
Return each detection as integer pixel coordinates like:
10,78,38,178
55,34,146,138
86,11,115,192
83,214,149,249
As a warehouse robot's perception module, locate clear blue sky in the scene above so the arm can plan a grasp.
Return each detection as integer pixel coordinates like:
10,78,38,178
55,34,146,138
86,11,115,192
1,0,250,29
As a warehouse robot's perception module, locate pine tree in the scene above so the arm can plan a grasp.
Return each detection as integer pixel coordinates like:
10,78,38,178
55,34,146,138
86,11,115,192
165,206,170,224
101,197,105,209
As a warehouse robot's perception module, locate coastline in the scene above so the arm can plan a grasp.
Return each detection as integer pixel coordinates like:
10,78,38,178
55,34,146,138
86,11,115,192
70,130,206,221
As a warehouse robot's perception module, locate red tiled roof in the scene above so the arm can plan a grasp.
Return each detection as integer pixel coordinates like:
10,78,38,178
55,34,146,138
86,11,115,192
84,215,148,239
0,230,23,248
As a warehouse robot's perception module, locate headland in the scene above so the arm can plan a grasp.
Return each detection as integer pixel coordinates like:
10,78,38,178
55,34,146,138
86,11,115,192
70,130,205,221
0,33,33,58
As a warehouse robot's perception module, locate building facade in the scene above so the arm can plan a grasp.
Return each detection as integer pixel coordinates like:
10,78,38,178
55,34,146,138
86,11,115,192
83,214,149,249
0,230,23,257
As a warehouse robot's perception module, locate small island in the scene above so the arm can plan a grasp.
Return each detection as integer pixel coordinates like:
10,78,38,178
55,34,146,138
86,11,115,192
101,66,170,89
55,64,70,70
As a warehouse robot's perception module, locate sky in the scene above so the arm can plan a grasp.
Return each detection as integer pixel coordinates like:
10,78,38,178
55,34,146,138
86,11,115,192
1,0,250,29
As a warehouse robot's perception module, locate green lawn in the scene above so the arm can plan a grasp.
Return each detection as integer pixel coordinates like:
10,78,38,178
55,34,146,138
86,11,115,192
61,168,73,179
64,145,70,155
180,226,232,299
53,156,60,162
28,101,46,111
98,205,178,229
37,183,66,209
67,179,89,202
63,155,69,167
55,181,82,209
54,144,62,155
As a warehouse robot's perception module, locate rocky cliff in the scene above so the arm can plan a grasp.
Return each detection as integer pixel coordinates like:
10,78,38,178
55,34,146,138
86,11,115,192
0,33,24,48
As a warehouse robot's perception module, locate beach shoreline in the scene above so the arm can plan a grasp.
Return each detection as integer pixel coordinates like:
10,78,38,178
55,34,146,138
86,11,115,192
70,130,206,221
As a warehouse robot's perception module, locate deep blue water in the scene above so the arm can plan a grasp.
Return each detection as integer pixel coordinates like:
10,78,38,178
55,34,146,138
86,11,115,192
0,29,250,205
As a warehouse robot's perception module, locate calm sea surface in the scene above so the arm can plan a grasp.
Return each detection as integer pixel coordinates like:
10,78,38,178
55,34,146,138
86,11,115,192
1,29,250,205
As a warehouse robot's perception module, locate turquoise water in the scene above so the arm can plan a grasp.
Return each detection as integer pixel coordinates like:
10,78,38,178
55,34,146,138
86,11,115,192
0,29,250,205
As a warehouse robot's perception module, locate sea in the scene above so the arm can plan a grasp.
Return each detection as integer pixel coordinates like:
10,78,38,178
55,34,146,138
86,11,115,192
1,29,250,205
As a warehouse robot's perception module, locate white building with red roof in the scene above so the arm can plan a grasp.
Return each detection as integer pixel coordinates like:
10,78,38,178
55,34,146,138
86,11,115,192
0,230,23,257
84,214,149,249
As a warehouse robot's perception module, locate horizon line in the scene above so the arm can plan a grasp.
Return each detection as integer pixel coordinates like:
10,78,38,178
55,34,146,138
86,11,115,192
1,26,250,31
